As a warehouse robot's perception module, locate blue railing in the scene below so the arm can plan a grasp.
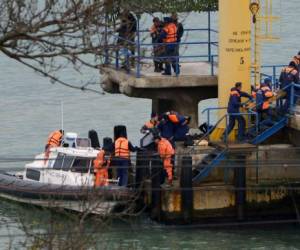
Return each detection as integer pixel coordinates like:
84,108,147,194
200,82,300,144
104,12,219,78
111,26,218,78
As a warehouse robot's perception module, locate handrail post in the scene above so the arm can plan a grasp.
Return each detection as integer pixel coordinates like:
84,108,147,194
208,11,211,62
207,110,211,129
210,55,214,76
136,14,141,78
290,83,295,113
272,66,276,90
116,50,119,69
225,114,229,146
104,12,109,65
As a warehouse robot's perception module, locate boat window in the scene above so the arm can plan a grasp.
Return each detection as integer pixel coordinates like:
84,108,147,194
53,153,64,170
71,158,90,173
62,156,74,171
26,169,40,181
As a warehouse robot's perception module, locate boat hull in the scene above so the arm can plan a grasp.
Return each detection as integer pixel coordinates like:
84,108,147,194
0,173,136,215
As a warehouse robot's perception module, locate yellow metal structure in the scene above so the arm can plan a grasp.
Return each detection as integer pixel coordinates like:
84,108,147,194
211,0,252,141
252,0,280,87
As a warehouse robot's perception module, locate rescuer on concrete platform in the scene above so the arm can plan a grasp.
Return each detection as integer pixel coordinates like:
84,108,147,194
113,135,137,186
141,112,159,134
153,134,175,185
165,111,190,141
150,17,164,72
160,17,178,76
171,13,184,70
93,148,110,187
44,130,64,163
279,61,300,109
223,82,253,142
256,78,274,125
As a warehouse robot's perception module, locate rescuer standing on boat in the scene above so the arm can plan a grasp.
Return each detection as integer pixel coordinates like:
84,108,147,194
114,135,137,186
93,149,109,187
223,82,253,142
153,134,175,185
171,13,184,72
44,130,64,163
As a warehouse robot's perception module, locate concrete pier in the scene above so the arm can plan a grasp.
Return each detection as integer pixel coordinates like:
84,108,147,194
100,62,218,127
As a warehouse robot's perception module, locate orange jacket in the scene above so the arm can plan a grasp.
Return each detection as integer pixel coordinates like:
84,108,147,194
93,150,109,187
47,130,63,147
115,137,130,159
157,138,175,160
261,86,274,110
163,23,177,43
168,114,180,124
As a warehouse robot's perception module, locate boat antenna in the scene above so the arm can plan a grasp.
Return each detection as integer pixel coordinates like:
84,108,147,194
61,101,64,132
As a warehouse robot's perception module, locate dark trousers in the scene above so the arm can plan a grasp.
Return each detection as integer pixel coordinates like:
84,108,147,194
224,115,246,141
259,109,273,126
164,46,178,75
115,158,130,186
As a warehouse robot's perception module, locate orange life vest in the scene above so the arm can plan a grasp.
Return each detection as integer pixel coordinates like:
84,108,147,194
47,130,62,147
115,137,130,159
261,86,274,110
163,23,177,43
168,114,180,124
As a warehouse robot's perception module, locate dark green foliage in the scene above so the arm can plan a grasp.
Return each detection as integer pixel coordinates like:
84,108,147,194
106,0,218,14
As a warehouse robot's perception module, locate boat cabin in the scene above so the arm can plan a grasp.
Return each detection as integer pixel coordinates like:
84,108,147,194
23,133,109,187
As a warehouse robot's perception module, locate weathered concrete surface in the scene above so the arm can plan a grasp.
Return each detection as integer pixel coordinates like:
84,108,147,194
288,110,300,146
100,62,218,127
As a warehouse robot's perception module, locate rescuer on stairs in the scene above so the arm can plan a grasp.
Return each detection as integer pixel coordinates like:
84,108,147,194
255,78,274,126
222,82,253,142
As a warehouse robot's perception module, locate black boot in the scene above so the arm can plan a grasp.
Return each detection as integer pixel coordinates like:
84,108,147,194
154,62,161,72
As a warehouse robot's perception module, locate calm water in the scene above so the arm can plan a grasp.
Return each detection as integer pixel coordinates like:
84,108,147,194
1,1,300,248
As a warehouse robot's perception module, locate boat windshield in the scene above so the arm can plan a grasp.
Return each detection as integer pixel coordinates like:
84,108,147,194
52,154,92,173
53,153,75,171
71,157,91,173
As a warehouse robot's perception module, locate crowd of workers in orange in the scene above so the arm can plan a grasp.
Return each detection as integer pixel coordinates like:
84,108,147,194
44,111,190,188
44,51,300,189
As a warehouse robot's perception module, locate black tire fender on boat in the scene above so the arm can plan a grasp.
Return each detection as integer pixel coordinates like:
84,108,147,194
0,173,135,201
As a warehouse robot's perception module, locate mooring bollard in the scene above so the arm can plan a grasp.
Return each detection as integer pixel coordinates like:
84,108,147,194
180,156,193,223
234,155,246,221
150,155,163,221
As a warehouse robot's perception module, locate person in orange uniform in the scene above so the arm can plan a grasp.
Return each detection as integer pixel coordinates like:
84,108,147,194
140,112,159,134
256,79,274,124
160,17,178,76
154,135,175,185
93,149,110,187
114,136,137,186
44,130,64,163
